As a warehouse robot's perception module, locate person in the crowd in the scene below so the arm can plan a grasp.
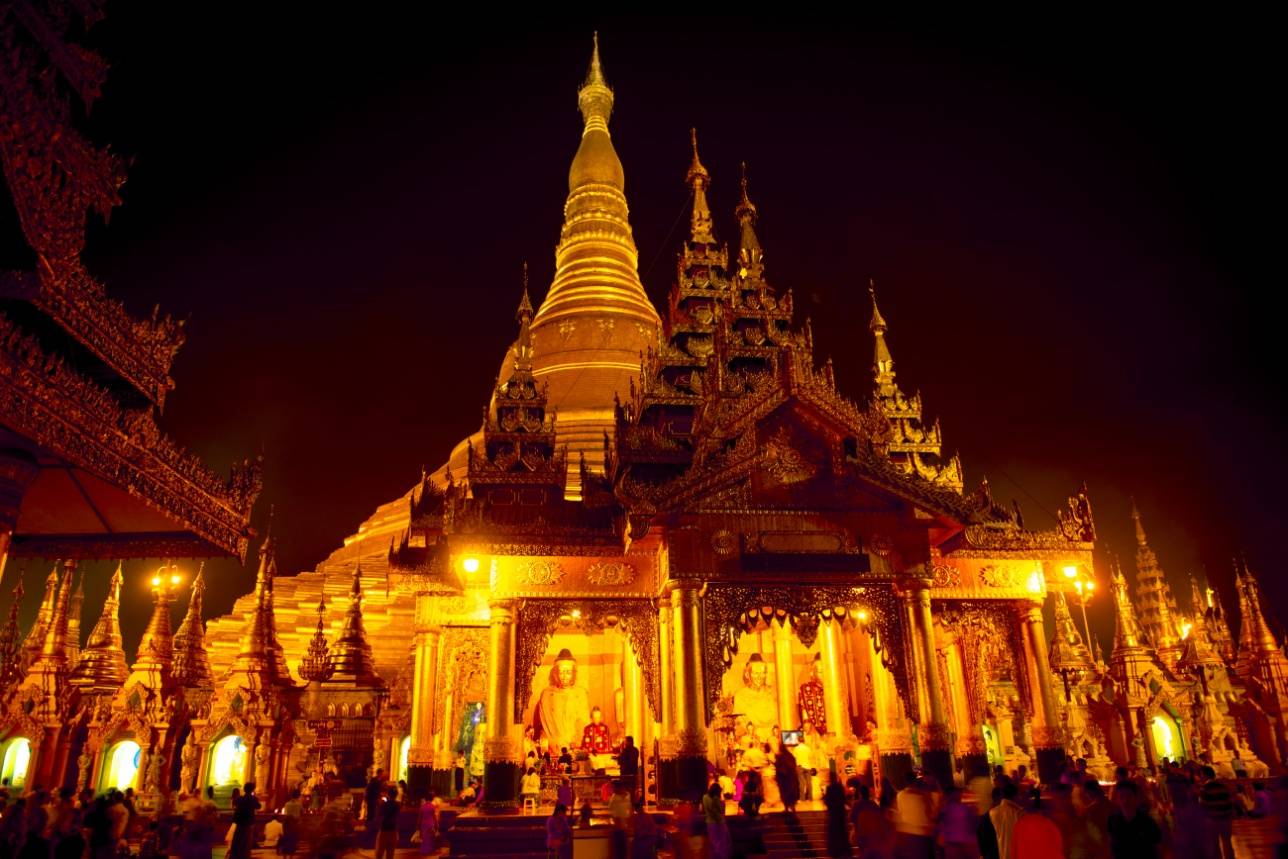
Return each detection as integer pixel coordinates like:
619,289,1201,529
774,746,801,813
822,770,850,857
620,736,640,798
520,766,542,808
938,785,980,859
227,782,260,859
1107,779,1161,859
893,772,936,859
738,768,763,819
984,777,1023,859
1198,764,1235,859
374,786,401,859
417,791,439,855
703,781,731,859
630,797,659,859
547,802,573,859
1012,786,1064,859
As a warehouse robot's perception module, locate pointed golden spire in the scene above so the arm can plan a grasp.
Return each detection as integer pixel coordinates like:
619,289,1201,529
1130,501,1181,666
1239,560,1280,653
172,563,213,688
0,570,25,689
686,128,715,245
514,263,535,373
869,279,896,396
70,562,129,691
735,162,764,279
328,562,381,685
21,563,60,669
1049,591,1094,672
517,261,534,321
231,517,289,684
65,569,84,667
1111,559,1145,653
578,31,614,135
132,563,178,677
299,597,334,683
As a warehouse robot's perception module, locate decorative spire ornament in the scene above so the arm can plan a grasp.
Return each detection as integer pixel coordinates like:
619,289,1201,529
328,562,381,686
686,128,715,245
70,562,129,691
172,564,213,688
299,598,334,683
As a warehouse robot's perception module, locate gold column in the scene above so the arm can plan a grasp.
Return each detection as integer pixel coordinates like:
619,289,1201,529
818,615,850,739
773,618,798,732
624,636,646,745
909,584,948,728
1021,602,1061,747
485,600,517,750
669,584,706,749
658,599,673,735
409,601,442,768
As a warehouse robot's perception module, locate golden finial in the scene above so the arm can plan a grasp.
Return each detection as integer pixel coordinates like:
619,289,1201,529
735,162,764,277
869,279,896,394
517,261,534,320
1130,497,1148,546
686,128,715,244
736,161,757,220
577,31,614,134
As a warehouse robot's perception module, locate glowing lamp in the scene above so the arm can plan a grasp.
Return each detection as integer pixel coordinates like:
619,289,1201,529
1026,570,1044,594
1073,580,1084,594
462,557,480,574
171,574,181,586
570,609,583,620
151,576,161,587
1063,565,1078,578
1179,622,1193,640
857,609,869,622
1085,580,1095,593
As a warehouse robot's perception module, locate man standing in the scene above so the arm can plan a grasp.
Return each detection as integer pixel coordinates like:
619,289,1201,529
365,768,386,844
1197,765,1235,859
618,736,640,799
985,778,1024,859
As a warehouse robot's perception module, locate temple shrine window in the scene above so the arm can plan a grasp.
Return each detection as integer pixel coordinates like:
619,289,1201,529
0,738,31,788
210,735,248,787
397,736,411,783
103,740,141,790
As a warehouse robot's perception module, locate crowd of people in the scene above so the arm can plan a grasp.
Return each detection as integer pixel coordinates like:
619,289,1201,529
674,756,1288,858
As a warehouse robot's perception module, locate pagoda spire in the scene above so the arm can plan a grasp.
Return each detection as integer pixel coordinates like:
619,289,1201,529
129,563,180,688
299,597,334,683
172,564,213,688
1238,560,1281,654
686,128,715,245
1111,560,1147,654
523,32,660,477
1049,591,1094,673
1130,501,1182,668
69,562,129,691
0,571,24,689
20,560,75,709
734,162,764,280
328,562,381,686
514,263,535,375
21,563,60,669
64,568,84,667
868,279,896,397
231,520,289,684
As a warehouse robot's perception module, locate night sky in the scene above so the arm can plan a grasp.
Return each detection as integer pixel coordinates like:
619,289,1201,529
2,13,1281,657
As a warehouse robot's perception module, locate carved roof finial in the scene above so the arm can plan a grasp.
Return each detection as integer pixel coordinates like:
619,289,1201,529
868,278,896,396
299,597,334,683
328,561,382,686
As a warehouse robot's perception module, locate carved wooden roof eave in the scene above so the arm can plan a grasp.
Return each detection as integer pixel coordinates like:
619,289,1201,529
1,314,261,559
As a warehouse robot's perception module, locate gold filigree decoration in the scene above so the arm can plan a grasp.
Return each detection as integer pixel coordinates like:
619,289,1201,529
517,560,566,586
711,530,737,556
930,564,960,589
585,561,635,587
978,565,1016,588
760,427,817,486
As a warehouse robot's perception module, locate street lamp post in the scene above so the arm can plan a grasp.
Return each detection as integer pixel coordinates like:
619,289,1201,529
1065,565,1097,655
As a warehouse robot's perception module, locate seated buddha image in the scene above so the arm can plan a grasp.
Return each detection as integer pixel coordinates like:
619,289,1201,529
732,653,778,743
536,648,591,754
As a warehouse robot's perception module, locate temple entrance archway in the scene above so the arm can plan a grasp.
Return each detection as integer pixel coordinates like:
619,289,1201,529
102,740,141,791
0,737,31,788
982,725,1003,767
1150,713,1184,762
397,735,410,784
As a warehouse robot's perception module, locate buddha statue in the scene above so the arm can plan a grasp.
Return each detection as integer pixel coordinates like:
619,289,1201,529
536,648,591,753
732,653,778,743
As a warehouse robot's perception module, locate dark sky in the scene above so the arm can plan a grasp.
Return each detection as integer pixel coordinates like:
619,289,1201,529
2,13,1282,656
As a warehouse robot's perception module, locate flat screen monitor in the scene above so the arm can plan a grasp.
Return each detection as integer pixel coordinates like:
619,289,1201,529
781,729,803,747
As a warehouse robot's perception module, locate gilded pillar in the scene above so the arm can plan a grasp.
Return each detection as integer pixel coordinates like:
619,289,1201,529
623,636,646,744
482,599,519,808
773,618,798,733
657,599,673,735
1020,601,1064,782
905,581,952,787
408,596,442,798
660,583,707,803
817,616,850,742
